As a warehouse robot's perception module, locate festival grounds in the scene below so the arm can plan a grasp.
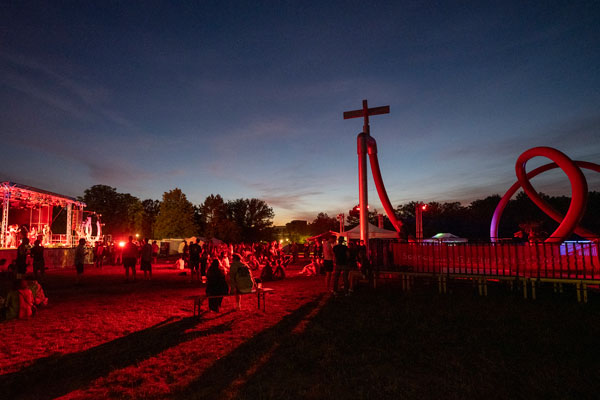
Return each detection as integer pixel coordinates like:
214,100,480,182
1,260,600,399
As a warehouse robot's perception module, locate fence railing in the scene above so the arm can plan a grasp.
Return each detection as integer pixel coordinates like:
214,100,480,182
391,241,600,281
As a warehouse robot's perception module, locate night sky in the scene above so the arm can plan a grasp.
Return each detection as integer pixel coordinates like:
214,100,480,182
1,1,599,224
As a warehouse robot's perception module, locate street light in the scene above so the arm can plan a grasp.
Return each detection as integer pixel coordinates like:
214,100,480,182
416,203,428,242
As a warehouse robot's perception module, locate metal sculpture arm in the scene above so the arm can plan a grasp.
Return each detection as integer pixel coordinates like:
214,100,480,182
365,135,403,235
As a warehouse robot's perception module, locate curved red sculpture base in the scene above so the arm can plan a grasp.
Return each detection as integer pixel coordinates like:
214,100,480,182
490,147,600,243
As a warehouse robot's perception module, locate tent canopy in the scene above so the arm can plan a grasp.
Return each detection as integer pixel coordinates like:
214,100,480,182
423,233,468,243
340,223,399,240
306,231,339,242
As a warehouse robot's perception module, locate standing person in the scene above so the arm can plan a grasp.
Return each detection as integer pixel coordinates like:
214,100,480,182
108,242,115,265
357,240,372,285
74,238,87,284
188,238,201,283
200,246,209,283
152,240,159,264
94,241,104,269
182,241,189,267
140,238,153,280
228,254,254,310
332,236,350,295
115,241,123,265
123,236,138,282
291,242,298,263
322,236,335,291
31,239,45,280
303,242,310,260
219,252,230,274
15,237,30,279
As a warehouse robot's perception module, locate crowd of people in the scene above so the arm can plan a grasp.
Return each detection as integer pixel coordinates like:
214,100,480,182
1,233,373,320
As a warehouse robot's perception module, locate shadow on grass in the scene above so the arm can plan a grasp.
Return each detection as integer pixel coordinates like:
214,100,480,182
180,286,600,399
0,316,233,400
173,294,327,400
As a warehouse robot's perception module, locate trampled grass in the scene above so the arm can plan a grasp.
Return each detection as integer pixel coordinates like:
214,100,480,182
1,265,599,399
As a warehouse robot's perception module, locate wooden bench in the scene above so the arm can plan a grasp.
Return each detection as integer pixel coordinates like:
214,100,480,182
188,287,275,316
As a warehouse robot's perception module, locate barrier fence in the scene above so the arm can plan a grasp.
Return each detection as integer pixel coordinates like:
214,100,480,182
391,241,600,281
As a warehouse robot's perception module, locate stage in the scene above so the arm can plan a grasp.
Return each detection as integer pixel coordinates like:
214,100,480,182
1,181,87,249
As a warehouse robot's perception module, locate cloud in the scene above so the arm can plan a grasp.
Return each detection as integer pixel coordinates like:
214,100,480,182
436,112,600,164
0,51,138,131
260,190,323,210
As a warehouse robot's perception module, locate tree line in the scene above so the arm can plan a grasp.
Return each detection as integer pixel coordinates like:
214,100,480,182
79,185,275,243
346,191,600,241
79,184,599,243
286,192,600,242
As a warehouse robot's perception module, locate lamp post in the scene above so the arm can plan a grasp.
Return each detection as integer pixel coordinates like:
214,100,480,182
415,203,427,242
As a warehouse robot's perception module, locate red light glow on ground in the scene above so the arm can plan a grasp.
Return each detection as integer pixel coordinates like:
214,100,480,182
0,264,324,399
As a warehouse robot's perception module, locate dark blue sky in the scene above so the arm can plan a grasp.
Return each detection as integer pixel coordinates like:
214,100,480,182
1,1,599,223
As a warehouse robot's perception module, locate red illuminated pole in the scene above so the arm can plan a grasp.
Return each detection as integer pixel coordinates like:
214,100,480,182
416,203,426,242
344,99,390,254
357,131,369,246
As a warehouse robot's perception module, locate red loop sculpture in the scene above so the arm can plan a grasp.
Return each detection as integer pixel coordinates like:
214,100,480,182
490,147,600,243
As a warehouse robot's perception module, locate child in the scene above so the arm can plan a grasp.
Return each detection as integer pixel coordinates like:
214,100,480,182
5,280,34,320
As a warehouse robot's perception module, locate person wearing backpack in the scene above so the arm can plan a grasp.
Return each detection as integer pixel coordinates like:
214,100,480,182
228,253,255,310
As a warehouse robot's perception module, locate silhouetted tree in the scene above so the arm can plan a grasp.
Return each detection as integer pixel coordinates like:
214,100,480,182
141,199,160,238
226,198,275,242
199,194,228,240
154,188,197,239
309,213,337,236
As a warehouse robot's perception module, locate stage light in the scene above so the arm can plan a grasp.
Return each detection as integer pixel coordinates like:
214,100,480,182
119,241,126,248
422,204,428,211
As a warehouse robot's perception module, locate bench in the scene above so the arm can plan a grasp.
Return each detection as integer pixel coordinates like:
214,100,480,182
188,287,275,316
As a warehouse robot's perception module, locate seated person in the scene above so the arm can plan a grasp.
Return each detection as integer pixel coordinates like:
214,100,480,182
5,280,34,320
175,257,186,270
273,259,286,280
298,257,318,276
260,261,274,282
206,259,229,312
27,279,48,307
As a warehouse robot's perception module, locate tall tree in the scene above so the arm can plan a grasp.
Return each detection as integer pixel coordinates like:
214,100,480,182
309,213,337,236
141,199,160,238
226,198,275,242
154,188,197,239
81,185,143,236
200,194,228,240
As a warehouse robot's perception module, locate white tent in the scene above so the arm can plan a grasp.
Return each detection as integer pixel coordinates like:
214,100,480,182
339,223,399,240
423,233,468,243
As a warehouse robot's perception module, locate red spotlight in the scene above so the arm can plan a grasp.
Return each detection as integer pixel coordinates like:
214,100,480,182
118,241,126,248
422,204,428,211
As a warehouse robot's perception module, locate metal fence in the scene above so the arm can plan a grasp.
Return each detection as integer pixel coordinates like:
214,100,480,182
391,241,600,281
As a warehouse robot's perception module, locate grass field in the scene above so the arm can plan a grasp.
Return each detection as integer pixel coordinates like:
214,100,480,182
1,263,600,399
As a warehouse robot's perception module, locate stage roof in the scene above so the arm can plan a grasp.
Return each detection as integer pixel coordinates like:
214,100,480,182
1,181,85,207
